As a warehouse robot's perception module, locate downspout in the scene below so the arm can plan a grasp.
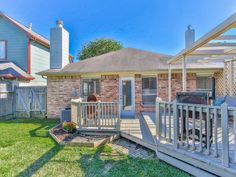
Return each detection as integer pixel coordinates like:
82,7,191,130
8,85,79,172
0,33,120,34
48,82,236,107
27,37,31,74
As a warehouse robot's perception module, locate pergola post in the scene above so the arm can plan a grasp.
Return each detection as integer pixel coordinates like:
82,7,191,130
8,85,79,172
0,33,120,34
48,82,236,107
168,64,172,102
182,56,187,91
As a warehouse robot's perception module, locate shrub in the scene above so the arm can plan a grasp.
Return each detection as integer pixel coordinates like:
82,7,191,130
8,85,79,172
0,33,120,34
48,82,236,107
62,121,76,133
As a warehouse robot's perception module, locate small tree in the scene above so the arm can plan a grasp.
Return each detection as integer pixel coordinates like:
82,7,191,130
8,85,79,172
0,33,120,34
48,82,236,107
78,38,123,60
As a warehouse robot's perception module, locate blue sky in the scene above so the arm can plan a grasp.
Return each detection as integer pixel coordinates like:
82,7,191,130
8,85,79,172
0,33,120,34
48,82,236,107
1,0,236,58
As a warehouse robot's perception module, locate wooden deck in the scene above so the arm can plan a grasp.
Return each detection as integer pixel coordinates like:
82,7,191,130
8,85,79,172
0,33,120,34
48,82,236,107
120,115,156,151
73,100,236,176
120,112,236,177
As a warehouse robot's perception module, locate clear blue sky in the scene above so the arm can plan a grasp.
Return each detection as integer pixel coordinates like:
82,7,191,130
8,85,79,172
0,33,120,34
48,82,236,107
1,0,236,58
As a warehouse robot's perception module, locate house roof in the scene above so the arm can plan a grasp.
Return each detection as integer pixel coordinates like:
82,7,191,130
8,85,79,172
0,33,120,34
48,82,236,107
0,62,34,80
38,48,224,76
0,12,50,47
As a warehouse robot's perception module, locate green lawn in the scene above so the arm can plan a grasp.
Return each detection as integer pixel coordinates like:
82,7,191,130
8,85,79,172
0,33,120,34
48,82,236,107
0,118,190,177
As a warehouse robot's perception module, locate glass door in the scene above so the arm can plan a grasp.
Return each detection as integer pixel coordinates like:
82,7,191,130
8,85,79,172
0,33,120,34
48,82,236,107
119,77,135,118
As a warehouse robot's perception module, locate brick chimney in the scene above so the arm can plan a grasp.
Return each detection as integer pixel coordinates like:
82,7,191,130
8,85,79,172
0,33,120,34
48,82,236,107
50,20,69,69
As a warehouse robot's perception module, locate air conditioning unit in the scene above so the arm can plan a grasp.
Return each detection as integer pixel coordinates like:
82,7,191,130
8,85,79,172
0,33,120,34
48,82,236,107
60,108,71,122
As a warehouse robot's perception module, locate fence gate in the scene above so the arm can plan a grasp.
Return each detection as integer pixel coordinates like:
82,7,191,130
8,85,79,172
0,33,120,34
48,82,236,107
15,86,47,118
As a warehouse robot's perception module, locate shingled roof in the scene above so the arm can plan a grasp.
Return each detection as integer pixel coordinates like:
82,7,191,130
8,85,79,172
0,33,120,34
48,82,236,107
39,48,172,75
0,62,34,80
38,48,225,76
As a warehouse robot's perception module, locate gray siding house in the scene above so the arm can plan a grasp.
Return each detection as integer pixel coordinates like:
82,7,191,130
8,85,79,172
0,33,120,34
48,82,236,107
0,12,50,86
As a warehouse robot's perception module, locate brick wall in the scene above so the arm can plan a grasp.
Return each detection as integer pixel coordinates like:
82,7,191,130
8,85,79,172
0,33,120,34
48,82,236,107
47,76,81,118
100,75,119,102
47,73,197,118
135,74,142,112
158,73,197,101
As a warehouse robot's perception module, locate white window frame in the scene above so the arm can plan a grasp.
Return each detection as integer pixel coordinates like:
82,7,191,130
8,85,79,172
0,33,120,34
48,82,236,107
0,40,7,60
81,78,101,97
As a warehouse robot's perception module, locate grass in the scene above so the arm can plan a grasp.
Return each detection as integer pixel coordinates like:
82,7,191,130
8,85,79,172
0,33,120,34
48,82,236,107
0,118,190,177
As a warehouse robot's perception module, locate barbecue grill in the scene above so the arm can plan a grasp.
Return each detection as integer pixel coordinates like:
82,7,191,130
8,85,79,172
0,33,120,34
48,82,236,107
176,91,211,105
176,91,213,145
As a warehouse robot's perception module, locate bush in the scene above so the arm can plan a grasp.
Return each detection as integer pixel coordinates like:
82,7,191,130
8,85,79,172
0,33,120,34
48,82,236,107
62,121,76,133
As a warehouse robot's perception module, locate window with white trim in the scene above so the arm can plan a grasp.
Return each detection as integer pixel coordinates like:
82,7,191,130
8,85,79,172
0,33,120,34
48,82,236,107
82,78,100,97
142,77,157,105
196,76,212,91
0,41,6,60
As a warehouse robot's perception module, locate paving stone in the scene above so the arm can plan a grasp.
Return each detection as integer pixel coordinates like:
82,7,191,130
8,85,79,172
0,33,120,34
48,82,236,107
109,138,155,159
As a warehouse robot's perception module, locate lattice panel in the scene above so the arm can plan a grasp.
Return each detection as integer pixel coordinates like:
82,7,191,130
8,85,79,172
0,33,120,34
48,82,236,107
215,71,224,96
224,59,236,96
232,60,236,96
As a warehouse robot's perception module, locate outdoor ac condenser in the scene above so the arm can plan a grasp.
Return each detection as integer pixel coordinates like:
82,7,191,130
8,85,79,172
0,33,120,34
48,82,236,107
60,108,71,122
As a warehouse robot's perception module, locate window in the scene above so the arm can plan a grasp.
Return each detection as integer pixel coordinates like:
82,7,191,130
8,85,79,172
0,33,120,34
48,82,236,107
82,79,100,97
0,41,6,60
142,77,157,105
197,76,212,91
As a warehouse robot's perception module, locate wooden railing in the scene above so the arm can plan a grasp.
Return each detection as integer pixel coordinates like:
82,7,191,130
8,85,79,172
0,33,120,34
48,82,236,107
156,100,236,167
71,99,120,131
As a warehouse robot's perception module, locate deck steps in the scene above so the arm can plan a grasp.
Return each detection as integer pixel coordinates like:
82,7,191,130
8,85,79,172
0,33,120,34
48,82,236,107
141,112,156,137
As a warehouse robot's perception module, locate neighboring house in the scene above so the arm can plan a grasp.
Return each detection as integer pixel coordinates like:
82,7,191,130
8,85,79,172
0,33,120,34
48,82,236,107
0,13,72,86
0,12,50,86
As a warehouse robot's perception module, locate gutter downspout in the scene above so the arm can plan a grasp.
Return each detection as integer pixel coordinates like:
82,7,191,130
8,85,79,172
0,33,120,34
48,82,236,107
27,37,31,74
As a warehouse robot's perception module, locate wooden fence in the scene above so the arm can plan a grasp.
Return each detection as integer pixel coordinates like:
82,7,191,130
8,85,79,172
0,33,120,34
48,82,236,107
156,100,236,168
0,91,15,117
0,86,46,118
71,99,120,131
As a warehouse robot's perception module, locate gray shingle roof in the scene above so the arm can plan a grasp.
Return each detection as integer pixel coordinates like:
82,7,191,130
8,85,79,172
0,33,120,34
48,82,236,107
38,48,224,76
39,48,172,75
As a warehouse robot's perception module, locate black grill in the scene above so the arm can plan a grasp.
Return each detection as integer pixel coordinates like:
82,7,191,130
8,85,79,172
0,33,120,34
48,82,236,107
176,91,210,105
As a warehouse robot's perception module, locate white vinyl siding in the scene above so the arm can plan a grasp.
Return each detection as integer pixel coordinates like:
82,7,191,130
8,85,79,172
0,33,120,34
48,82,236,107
30,42,50,85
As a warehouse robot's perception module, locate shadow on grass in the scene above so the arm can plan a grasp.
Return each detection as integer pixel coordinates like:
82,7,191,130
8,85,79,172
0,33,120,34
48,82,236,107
0,118,58,138
16,145,63,177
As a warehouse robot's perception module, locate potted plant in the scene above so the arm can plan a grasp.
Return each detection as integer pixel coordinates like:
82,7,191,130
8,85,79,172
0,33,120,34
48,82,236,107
62,121,77,133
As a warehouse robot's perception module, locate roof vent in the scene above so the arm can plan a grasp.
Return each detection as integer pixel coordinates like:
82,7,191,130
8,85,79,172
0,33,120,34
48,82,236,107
56,20,63,28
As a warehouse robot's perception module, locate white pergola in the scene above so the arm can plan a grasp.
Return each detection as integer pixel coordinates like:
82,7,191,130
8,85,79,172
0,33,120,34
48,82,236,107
167,13,236,101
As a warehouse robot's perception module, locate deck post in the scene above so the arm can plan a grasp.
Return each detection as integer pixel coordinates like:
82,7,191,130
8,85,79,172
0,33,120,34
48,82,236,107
168,64,172,102
117,101,121,131
182,56,187,92
221,102,229,167
98,102,101,130
77,100,82,130
156,99,161,141
233,109,236,163
173,100,179,149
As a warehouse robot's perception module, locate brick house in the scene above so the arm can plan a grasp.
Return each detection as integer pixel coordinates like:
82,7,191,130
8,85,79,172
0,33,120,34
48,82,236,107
39,50,223,118
38,21,224,118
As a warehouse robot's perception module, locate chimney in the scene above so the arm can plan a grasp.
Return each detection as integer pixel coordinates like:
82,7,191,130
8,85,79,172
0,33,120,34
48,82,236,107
28,23,32,30
185,25,195,48
50,20,69,69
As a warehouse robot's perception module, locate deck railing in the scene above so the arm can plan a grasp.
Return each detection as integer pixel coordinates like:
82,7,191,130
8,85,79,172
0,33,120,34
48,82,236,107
156,100,236,167
71,99,120,131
